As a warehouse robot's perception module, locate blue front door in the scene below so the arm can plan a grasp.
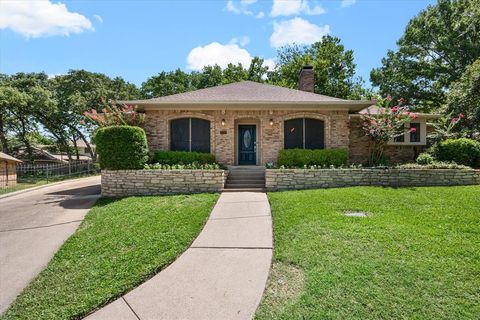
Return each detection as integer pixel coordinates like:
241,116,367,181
238,125,256,165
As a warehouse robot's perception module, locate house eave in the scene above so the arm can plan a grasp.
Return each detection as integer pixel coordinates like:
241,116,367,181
119,100,376,112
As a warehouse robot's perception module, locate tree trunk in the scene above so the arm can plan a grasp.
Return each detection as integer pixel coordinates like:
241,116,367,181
0,115,9,153
69,125,95,161
71,136,80,160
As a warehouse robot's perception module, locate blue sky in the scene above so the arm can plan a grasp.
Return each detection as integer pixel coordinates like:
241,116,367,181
1,0,436,88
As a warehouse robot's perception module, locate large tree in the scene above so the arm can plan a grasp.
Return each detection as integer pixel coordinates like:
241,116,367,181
371,0,480,111
446,59,480,135
269,36,367,99
52,70,141,159
141,57,272,98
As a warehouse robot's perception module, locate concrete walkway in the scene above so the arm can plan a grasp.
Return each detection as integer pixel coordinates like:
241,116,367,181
86,192,272,320
0,176,101,314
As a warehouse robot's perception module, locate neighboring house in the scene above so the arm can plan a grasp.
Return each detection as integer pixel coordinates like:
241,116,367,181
69,139,95,158
12,146,91,164
122,66,436,165
0,152,22,187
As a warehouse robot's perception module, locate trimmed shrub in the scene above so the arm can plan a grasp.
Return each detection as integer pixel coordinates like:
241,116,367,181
151,150,215,165
94,126,149,170
277,148,348,168
416,152,434,165
434,138,480,168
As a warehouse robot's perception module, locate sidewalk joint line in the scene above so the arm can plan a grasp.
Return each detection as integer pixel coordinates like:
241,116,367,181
122,297,141,320
218,200,267,204
0,220,83,233
210,215,270,220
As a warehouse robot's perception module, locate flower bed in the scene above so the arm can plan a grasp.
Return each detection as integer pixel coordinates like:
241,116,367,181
102,169,227,197
265,168,480,191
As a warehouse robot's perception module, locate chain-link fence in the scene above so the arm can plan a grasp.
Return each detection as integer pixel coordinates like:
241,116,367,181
1,160,99,195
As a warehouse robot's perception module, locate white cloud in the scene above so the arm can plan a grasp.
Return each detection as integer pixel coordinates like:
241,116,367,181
93,14,103,23
270,17,330,48
270,0,326,17
256,11,265,19
230,36,250,46
225,0,253,15
186,40,275,71
341,0,356,8
0,0,93,38
240,0,257,4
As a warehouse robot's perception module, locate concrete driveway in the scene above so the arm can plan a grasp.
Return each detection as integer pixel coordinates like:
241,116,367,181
0,176,101,314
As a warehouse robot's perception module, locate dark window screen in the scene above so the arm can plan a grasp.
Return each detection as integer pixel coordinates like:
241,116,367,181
305,118,325,149
284,118,303,149
170,118,190,151
191,118,211,152
410,123,421,142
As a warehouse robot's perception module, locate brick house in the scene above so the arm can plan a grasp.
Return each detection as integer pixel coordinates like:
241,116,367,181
123,67,435,166
0,152,22,188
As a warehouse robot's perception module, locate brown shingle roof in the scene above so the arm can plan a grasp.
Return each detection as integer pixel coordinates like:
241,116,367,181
122,81,375,109
0,152,22,163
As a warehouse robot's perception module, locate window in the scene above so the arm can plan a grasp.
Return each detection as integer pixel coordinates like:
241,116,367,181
170,118,210,152
284,118,325,149
410,123,421,142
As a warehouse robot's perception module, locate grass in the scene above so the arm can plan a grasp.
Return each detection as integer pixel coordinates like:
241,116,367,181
256,186,480,320
2,193,219,320
0,173,99,195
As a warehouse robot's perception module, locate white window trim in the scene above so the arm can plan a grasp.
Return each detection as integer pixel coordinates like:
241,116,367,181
388,121,427,146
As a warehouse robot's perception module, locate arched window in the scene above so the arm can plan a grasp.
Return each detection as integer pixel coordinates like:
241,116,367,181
170,118,210,153
284,118,325,149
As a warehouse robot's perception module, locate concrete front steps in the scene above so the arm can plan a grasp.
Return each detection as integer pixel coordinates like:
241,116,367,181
223,166,266,192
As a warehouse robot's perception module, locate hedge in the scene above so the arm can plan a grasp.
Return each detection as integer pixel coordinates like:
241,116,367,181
277,148,348,168
434,138,480,168
151,150,216,165
94,126,149,170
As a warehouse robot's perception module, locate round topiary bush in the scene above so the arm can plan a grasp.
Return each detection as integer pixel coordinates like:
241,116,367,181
434,138,480,168
416,152,434,165
94,126,149,170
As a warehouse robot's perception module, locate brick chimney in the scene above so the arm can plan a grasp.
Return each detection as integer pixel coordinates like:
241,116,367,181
298,65,314,92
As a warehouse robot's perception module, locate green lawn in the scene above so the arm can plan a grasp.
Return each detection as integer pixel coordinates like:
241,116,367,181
2,193,219,320
256,186,480,320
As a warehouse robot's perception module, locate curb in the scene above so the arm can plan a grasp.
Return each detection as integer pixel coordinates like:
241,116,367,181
0,175,101,201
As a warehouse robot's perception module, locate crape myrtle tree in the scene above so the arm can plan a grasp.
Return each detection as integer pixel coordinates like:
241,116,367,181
371,0,480,112
360,96,418,166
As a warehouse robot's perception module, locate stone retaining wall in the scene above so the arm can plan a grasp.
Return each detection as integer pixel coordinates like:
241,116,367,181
102,170,226,196
266,168,480,191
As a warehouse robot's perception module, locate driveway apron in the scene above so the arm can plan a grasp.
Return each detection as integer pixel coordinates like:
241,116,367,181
0,176,101,314
86,191,273,320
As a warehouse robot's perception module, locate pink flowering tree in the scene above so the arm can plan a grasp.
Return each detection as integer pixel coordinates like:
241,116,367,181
360,96,417,165
83,103,145,127
428,113,464,144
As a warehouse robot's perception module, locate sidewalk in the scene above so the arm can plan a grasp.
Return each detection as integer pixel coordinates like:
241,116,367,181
86,192,272,320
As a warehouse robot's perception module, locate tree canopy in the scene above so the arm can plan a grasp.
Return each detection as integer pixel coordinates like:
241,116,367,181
446,59,480,135
270,36,368,99
370,0,480,111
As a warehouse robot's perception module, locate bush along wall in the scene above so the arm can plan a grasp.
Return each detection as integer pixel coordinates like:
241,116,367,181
277,148,348,168
434,138,480,168
151,150,216,165
94,126,149,170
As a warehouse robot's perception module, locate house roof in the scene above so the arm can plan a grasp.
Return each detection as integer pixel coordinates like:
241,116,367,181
121,81,375,111
0,152,22,163
352,105,442,119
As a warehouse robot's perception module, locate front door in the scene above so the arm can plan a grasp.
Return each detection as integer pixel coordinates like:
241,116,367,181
238,125,256,165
